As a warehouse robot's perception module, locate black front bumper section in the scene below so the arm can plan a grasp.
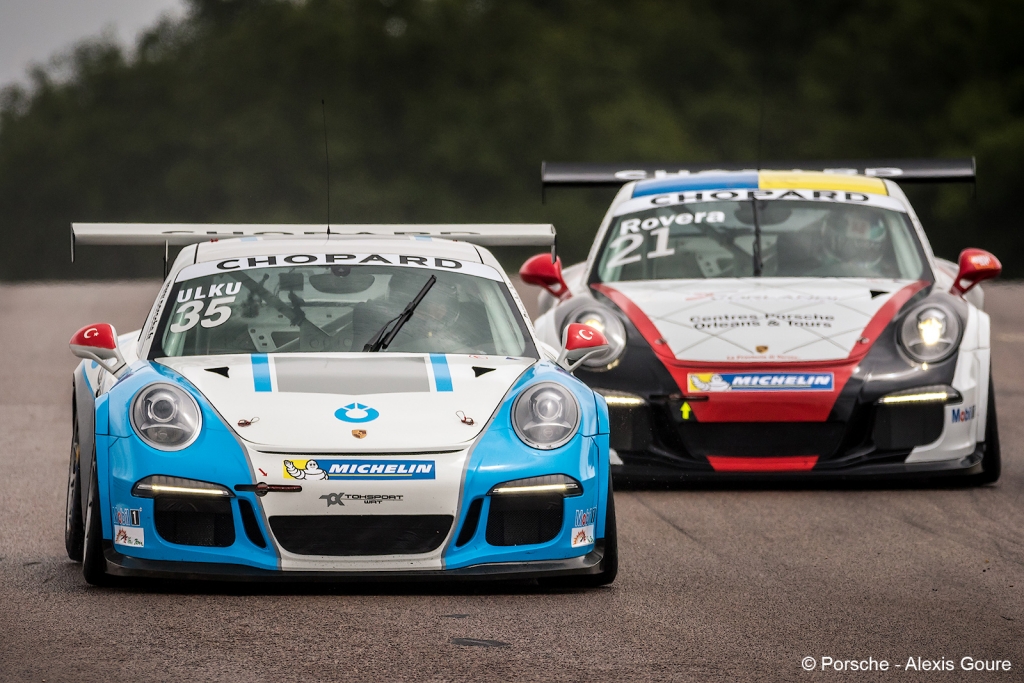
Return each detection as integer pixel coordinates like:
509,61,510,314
614,445,987,484
102,540,607,582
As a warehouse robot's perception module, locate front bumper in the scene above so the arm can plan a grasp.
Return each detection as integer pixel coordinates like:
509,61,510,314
614,444,986,483
99,360,613,577
102,540,607,582
606,394,989,483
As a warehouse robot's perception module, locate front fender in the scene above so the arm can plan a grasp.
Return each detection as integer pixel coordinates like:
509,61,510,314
443,362,611,569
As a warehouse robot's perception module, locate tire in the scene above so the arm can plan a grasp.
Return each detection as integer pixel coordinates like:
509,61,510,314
975,373,1001,485
81,466,111,586
64,411,85,562
542,486,618,588
588,486,618,586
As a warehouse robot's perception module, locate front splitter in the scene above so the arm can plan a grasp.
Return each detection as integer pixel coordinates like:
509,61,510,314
102,541,606,582
613,446,988,485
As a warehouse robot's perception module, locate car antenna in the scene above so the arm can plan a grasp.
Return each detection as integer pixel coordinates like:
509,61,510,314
752,25,769,276
754,15,769,171
322,99,332,236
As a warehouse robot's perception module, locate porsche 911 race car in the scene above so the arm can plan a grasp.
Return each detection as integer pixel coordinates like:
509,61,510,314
524,159,1002,483
64,223,617,585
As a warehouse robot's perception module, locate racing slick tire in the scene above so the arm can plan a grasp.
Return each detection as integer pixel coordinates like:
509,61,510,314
81,466,111,586
542,487,618,588
65,410,85,562
975,374,1001,485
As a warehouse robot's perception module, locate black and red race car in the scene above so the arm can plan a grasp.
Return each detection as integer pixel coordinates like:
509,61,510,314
524,160,1002,483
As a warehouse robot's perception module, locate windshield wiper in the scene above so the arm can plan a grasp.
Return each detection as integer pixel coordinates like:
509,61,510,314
363,275,437,352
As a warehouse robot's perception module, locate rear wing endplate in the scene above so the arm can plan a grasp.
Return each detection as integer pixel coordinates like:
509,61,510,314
541,158,976,193
71,222,556,262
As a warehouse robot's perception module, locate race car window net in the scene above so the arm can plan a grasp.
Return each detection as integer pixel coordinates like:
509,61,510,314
151,264,536,358
593,199,930,283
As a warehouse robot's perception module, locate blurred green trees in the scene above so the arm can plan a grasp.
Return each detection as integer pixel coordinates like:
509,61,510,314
1,0,1021,279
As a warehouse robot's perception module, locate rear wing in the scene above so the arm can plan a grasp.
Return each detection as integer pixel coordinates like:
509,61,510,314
541,158,976,193
71,222,556,262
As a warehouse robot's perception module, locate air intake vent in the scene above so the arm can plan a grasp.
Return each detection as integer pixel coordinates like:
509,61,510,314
269,515,453,556
154,497,235,547
486,494,563,546
238,499,267,548
873,402,945,450
678,422,846,458
455,499,483,547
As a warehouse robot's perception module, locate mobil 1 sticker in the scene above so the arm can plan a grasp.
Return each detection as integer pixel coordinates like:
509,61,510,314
687,372,834,392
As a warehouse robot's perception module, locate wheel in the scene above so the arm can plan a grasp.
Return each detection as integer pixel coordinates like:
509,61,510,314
588,486,618,586
542,486,618,588
65,411,85,561
975,373,1001,485
81,466,111,586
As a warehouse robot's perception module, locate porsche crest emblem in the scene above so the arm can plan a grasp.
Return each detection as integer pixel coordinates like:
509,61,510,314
756,345,769,354
351,429,367,439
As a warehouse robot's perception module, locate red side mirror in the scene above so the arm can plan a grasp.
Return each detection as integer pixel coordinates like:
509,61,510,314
952,248,1001,295
556,323,610,373
519,254,571,300
70,323,127,377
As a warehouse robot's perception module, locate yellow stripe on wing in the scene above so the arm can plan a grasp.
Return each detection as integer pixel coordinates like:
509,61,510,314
758,170,888,195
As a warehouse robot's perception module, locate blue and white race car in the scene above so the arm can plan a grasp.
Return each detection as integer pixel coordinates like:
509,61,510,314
65,223,616,585
526,160,1001,483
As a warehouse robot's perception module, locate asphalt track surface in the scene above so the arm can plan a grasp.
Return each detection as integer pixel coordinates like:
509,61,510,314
0,280,1021,682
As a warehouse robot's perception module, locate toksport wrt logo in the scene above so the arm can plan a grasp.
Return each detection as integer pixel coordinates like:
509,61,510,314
320,492,405,507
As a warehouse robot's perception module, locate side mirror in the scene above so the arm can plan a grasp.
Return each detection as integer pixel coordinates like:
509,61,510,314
951,248,1001,295
519,254,571,301
70,323,127,377
556,323,609,373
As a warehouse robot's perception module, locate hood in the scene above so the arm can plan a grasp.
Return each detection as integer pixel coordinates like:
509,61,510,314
158,353,533,451
596,278,923,363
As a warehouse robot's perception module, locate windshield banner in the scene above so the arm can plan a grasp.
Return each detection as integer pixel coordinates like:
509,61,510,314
614,188,907,217
176,253,503,282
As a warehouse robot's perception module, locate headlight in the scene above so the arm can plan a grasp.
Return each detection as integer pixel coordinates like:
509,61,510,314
488,474,583,497
570,307,626,370
130,383,202,450
898,304,961,363
511,382,580,450
132,475,232,498
877,385,962,405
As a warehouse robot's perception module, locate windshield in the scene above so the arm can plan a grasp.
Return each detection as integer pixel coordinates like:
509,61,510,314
595,198,928,282
152,260,536,358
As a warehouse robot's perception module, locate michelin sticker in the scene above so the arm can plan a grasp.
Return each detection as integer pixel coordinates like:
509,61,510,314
284,459,435,480
688,372,834,392
284,459,329,480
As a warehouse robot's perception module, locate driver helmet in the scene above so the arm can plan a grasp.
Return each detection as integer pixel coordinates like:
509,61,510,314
821,207,888,266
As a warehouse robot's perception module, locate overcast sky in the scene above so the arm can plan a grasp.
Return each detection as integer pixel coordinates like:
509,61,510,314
0,0,186,89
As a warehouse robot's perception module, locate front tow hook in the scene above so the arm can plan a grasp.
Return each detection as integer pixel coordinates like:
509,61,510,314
234,483,303,497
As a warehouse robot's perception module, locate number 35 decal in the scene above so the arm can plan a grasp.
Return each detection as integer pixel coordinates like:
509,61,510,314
170,296,236,333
